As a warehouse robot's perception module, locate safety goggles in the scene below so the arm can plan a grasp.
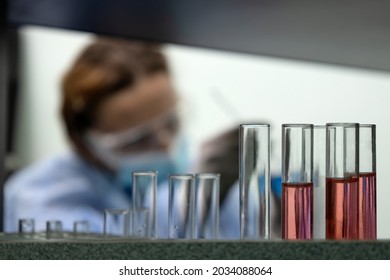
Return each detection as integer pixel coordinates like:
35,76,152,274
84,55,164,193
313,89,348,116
87,110,180,153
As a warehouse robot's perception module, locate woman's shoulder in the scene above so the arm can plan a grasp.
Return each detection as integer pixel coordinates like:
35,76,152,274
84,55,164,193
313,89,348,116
5,152,93,193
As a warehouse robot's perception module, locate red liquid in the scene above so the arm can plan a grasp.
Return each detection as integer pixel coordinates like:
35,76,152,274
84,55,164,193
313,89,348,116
326,177,359,239
282,182,313,240
358,172,377,240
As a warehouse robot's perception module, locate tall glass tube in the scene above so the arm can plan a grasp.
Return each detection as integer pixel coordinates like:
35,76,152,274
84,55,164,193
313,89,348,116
239,124,270,240
313,125,326,239
195,173,220,239
326,123,359,240
358,124,376,240
169,174,195,239
132,171,157,239
282,124,313,240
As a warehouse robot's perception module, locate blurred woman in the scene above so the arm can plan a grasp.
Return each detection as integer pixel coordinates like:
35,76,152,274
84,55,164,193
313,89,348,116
4,38,187,233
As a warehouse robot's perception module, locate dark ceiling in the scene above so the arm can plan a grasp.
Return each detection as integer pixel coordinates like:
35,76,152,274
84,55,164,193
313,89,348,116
8,0,390,71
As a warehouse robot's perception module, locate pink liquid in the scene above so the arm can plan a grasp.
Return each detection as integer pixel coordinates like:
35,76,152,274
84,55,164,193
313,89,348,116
358,172,377,240
326,177,359,239
282,182,313,240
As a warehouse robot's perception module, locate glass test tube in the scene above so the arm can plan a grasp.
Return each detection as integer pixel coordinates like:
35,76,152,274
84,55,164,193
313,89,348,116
282,124,313,240
133,208,150,239
132,171,157,239
358,124,376,240
46,220,63,238
313,125,326,239
239,124,270,240
169,174,195,239
104,209,131,237
326,123,359,240
19,218,35,234
73,220,90,235
195,173,220,239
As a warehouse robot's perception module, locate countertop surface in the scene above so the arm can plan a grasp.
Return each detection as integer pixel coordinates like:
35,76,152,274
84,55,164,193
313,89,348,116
0,233,388,259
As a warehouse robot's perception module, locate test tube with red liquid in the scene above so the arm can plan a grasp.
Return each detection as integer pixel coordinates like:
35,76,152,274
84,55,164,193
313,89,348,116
326,123,359,240
358,124,376,240
282,124,313,240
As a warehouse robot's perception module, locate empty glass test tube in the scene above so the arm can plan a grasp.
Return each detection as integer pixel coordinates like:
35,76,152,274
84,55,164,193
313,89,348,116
104,209,131,237
326,123,359,240
195,173,220,239
132,171,157,239
18,218,35,238
19,218,35,235
358,124,376,240
169,174,195,239
46,220,63,238
239,124,270,240
313,125,326,239
282,124,313,240
73,220,90,235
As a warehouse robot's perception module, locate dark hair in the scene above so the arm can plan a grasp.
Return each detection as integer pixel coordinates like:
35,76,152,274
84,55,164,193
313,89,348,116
61,37,169,168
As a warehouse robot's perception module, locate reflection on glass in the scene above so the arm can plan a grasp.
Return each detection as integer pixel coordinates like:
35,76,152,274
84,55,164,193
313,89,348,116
195,173,220,240
169,174,195,239
239,124,270,240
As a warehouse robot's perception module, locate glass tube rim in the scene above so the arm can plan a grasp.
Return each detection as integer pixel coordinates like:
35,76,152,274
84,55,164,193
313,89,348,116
239,123,270,128
131,171,158,176
314,124,326,128
74,220,89,224
282,123,313,128
359,124,376,128
46,220,62,224
168,173,194,179
104,208,130,215
195,172,221,179
19,218,35,227
19,217,34,222
326,122,359,128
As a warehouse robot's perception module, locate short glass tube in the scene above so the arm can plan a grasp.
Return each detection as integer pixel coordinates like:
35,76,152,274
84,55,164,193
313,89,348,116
282,124,313,240
46,220,63,238
73,220,90,235
358,124,376,240
103,209,131,237
326,123,359,240
169,174,195,239
19,218,35,235
132,171,157,239
194,173,220,239
239,124,270,240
